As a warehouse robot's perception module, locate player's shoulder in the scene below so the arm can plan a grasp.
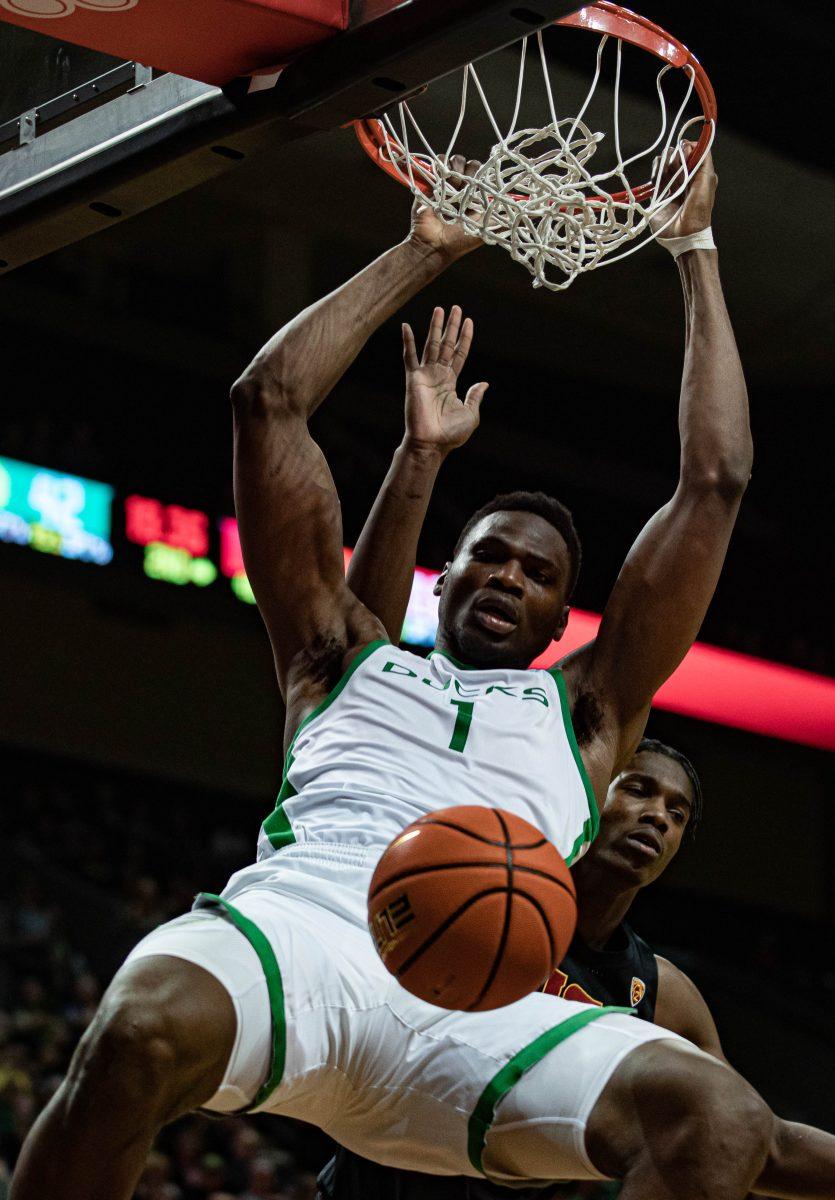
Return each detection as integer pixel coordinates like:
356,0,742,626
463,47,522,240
654,955,726,1059
655,955,716,1013
655,954,699,997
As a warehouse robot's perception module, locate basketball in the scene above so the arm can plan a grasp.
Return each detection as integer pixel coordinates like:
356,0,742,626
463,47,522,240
367,805,577,1011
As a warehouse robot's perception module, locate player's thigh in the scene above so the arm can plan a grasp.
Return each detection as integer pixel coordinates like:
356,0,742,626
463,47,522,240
478,1005,690,1186
584,1036,772,1182
123,907,271,1114
65,929,239,1123
357,987,680,1185
136,876,393,1123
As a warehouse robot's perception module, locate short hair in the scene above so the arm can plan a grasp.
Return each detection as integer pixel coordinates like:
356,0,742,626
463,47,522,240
636,738,703,841
453,491,582,598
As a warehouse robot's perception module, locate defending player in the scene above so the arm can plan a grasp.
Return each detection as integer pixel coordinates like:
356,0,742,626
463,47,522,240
11,151,775,1200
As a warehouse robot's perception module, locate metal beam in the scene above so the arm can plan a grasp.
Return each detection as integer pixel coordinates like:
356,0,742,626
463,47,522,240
0,61,143,152
0,1,581,272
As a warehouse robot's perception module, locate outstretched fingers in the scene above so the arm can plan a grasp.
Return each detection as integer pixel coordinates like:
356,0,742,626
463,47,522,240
451,316,474,377
438,306,463,367
413,304,478,378
402,322,420,372
464,381,489,418
421,306,445,364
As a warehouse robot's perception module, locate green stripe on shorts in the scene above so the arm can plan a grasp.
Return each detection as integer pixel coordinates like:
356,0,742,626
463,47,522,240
194,892,287,1110
467,1005,635,1174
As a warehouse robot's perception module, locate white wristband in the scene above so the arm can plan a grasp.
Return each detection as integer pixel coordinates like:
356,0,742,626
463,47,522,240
656,227,716,258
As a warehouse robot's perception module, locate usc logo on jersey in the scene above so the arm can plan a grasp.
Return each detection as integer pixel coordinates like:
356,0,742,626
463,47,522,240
1,0,138,18
543,968,602,1007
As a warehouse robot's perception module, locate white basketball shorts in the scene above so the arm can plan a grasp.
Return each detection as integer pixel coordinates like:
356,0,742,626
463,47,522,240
124,844,685,1186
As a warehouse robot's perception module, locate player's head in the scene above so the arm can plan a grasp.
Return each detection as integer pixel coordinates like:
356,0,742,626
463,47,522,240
579,739,703,889
434,491,581,669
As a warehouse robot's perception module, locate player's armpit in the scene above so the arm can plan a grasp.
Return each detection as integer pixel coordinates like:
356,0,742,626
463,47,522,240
653,955,727,1060
231,383,383,695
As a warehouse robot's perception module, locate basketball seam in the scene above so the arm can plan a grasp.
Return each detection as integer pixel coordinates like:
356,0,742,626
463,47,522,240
467,810,515,1011
417,817,547,850
394,886,517,981
511,888,558,971
393,885,565,1000
369,861,576,903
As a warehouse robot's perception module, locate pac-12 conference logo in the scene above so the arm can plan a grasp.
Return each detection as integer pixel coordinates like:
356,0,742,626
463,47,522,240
1,0,138,17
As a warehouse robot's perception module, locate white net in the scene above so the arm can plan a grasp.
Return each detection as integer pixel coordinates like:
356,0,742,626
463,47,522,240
368,29,715,290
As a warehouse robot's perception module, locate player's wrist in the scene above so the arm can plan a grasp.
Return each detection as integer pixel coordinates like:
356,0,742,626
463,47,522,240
656,227,716,259
401,234,457,272
675,244,721,286
400,435,449,465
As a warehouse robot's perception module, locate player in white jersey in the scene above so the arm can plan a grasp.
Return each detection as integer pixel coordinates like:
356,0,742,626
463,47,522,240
244,643,598,870
12,152,775,1200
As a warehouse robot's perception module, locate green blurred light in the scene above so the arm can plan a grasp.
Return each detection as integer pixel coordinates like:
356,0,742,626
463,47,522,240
29,523,63,556
231,573,256,604
144,543,217,587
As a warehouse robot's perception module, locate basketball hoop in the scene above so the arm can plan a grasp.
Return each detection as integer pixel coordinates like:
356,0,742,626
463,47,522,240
354,2,716,291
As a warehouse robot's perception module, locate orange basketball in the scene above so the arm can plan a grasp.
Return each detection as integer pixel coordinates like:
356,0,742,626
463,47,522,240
368,805,577,1012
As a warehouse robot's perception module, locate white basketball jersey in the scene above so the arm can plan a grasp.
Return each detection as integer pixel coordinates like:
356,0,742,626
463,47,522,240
256,641,599,868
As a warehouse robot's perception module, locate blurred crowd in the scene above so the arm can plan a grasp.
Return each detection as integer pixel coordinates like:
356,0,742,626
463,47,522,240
0,881,330,1200
0,415,106,482
0,750,335,1199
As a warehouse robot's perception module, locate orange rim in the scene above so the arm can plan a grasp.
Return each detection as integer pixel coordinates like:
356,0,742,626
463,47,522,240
354,1,716,207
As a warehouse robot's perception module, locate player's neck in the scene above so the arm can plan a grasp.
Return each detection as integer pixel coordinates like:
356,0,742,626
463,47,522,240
432,633,530,672
573,865,639,951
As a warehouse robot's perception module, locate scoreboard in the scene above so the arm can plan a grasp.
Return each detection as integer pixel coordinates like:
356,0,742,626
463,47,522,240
2,452,834,751
0,453,436,643
0,455,113,565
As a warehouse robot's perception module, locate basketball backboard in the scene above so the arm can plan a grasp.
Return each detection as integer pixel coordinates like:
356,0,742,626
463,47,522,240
0,0,583,272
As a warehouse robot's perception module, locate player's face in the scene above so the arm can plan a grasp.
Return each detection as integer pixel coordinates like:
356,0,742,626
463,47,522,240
590,751,694,886
436,512,571,669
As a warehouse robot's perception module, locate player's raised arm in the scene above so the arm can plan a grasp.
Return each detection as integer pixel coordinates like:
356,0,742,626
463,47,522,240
230,191,480,696
346,306,487,641
566,146,753,763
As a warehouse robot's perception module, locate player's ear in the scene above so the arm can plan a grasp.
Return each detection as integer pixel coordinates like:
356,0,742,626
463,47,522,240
551,605,570,642
433,563,452,596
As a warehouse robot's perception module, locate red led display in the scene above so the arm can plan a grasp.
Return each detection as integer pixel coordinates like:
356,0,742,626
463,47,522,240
126,495,209,557
125,495,164,545
219,516,245,578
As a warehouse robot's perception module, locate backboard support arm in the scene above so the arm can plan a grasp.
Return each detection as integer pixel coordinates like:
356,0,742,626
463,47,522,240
0,0,581,273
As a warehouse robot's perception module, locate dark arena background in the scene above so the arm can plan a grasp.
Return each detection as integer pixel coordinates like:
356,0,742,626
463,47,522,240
1,2,833,1197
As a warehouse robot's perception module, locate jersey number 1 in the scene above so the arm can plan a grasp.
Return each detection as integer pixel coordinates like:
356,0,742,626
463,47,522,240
448,700,474,753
